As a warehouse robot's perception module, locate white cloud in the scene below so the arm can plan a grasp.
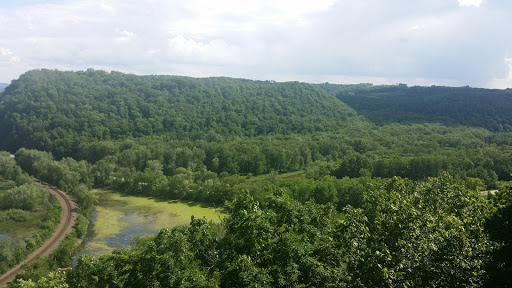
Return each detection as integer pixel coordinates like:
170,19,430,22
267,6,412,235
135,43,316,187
9,56,20,63
0,47,20,63
489,58,512,89
0,47,13,56
0,0,511,88
167,35,241,64
169,0,338,35
115,29,136,41
178,0,337,21
408,24,425,31
458,0,483,7
100,1,113,11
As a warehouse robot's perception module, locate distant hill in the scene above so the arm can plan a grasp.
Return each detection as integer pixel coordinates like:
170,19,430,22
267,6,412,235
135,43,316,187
0,69,364,156
319,83,512,132
0,83,8,92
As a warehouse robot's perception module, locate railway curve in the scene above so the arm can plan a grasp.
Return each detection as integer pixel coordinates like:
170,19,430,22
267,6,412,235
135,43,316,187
0,182,78,287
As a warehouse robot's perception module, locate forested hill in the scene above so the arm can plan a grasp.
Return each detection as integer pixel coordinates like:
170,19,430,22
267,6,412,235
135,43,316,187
0,83,8,92
320,83,512,132
0,69,362,156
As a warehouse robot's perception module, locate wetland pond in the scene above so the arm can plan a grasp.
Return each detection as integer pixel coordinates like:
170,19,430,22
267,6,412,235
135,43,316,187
74,189,225,261
0,220,39,243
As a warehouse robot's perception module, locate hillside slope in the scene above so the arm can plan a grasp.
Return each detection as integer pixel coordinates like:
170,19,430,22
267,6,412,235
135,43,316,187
0,69,363,157
320,83,512,132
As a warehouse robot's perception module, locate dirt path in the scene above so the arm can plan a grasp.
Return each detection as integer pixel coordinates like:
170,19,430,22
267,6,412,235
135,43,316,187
0,184,78,287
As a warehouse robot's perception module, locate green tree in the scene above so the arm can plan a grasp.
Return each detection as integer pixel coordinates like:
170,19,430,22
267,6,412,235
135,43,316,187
1,183,49,211
12,271,68,288
485,187,512,287
339,173,492,287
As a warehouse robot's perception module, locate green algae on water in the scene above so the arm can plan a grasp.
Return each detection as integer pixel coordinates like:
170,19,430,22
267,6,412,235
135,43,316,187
78,189,225,258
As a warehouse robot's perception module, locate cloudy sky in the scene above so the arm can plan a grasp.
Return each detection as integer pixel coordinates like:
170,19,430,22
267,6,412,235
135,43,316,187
0,0,511,88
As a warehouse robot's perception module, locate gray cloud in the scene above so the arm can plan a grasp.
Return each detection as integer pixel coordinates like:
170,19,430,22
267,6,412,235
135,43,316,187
0,0,510,88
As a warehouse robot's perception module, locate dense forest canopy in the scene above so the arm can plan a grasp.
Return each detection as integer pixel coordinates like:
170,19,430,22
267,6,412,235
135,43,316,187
0,69,363,157
320,83,512,132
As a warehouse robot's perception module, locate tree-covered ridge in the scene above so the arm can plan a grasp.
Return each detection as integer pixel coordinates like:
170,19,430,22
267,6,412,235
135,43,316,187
0,69,362,157
320,83,512,132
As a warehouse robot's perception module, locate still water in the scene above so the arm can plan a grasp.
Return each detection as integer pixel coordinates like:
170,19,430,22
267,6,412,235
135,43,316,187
74,189,224,262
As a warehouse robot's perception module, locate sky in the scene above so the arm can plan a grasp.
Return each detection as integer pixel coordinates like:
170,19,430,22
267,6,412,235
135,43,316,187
0,0,511,88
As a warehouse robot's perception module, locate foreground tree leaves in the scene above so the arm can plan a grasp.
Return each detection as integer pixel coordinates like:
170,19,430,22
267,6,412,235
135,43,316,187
340,173,492,287
219,191,344,287
63,174,500,287
11,271,68,288
67,217,221,288
484,187,512,287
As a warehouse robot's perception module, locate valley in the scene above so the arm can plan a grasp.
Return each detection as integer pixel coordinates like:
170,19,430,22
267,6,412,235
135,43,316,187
0,69,511,287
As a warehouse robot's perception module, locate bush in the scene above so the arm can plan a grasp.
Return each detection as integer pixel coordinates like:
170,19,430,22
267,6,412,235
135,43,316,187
4,209,31,222
1,183,50,211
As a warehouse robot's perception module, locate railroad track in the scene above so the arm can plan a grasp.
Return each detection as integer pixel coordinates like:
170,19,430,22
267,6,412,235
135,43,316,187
0,181,78,287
